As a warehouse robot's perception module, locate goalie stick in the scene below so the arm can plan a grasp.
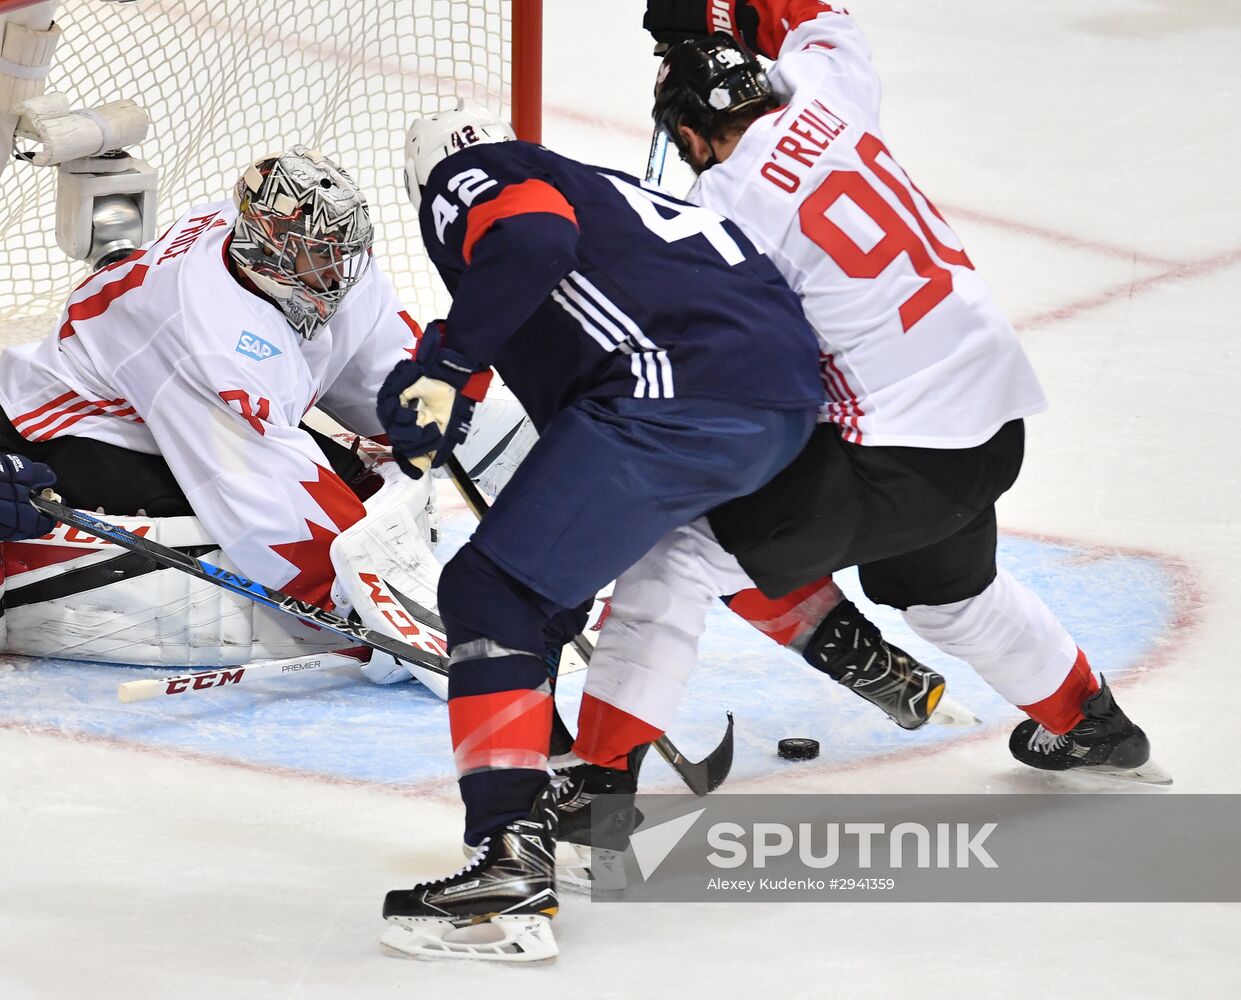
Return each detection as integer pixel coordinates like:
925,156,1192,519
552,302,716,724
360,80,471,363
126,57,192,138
116,649,370,703
444,455,735,796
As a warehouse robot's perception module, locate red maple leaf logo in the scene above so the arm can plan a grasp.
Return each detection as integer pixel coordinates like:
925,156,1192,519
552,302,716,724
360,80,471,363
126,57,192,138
270,466,366,608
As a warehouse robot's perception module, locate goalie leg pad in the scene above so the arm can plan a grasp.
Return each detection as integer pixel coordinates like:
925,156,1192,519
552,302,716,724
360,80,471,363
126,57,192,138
329,467,448,694
2,513,340,665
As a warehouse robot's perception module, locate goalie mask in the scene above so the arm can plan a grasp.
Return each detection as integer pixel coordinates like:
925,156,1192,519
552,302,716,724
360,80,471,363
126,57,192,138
653,34,775,167
404,100,516,209
229,146,374,340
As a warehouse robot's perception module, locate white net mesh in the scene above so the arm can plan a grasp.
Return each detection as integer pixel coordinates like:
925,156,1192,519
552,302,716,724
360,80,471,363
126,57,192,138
1,0,520,339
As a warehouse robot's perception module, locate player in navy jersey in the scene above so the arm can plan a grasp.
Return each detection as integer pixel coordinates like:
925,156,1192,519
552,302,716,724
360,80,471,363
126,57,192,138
559,2,1161,828
375,104,823,962
411,136,820,433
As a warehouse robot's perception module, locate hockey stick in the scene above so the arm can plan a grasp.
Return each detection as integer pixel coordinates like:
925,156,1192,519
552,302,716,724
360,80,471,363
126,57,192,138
116,648,370,703
444,455,735,795
645,126,670,186
29,493,451,682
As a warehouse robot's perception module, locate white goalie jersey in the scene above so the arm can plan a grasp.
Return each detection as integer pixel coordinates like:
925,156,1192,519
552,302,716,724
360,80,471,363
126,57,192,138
0,199,424,609
689,4,1047,448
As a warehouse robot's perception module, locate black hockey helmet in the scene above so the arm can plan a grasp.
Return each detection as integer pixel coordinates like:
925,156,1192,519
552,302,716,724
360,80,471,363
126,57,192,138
653,34,774,159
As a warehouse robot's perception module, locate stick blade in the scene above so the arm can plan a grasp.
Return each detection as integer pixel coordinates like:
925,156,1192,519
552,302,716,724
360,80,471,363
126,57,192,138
117,679,164,703
704,711,735,794
654,711,736,796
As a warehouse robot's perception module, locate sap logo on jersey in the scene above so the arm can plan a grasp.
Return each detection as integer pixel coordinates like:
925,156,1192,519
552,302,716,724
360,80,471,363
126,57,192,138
235,331,283,361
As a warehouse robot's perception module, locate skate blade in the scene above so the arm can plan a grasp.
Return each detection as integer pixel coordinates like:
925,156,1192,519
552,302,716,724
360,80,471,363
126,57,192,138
555,841,594,893
381,912,558,963
1074,758,1174,787
555,842,628,894
927,692,981,729
1032,758,1174,788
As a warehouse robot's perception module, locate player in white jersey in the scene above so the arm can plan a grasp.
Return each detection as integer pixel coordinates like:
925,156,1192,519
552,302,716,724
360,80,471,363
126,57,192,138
558,1,1160,830
0,147,451,681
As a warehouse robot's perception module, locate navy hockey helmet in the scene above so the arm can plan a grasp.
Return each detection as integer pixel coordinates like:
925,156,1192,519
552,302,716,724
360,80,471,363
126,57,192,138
652,34,775,160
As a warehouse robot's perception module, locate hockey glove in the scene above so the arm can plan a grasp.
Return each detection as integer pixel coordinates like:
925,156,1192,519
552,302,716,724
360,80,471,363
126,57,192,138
643,0,760,53
0,453,57,541
377,320,493,480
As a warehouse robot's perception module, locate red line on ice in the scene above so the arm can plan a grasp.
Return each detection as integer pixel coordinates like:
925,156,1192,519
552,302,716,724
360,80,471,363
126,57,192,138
720,532,1204,790
1015,245,1241,331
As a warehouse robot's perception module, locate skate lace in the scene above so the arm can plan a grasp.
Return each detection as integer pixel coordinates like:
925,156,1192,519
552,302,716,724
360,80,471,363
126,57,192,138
552,775,591,813
1028,726,1069,754
425,837,492,887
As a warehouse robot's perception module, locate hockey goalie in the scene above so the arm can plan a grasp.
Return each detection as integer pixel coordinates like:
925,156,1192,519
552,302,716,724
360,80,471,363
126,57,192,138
0,144,527,690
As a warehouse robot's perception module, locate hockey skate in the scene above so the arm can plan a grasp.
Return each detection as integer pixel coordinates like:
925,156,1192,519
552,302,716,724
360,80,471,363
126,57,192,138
381,788,559,963
1009,678,1170,785
553,744,649,893
803,599,948,730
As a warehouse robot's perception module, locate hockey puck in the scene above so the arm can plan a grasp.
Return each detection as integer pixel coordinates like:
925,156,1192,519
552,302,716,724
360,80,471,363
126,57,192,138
777,738,820,761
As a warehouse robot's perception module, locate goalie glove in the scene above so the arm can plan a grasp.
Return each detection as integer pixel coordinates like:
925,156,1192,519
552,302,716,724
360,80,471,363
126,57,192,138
643,0,761,53
376,320,493,480
1,453,56,541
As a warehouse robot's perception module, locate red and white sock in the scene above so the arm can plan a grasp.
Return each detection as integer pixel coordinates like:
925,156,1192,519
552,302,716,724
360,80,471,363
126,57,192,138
724,574,844,650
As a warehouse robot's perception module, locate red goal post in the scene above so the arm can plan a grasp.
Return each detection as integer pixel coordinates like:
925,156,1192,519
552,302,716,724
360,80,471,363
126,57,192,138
511,0,542,144
1,0,543,335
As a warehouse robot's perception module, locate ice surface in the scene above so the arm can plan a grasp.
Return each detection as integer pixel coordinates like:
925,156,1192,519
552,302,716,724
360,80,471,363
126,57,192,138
2,1,1239,996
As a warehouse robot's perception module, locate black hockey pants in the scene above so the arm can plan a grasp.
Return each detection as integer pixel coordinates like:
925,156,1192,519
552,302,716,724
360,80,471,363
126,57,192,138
707,419,1026,610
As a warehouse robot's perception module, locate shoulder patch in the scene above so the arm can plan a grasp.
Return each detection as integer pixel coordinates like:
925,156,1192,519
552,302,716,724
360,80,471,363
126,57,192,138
235,331,283,362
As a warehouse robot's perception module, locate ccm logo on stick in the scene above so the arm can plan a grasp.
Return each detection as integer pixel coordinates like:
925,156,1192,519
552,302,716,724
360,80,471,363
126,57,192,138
165,667,245,694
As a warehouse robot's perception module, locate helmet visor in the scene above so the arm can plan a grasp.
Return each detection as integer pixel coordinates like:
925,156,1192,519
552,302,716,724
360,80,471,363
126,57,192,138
284,232,372,304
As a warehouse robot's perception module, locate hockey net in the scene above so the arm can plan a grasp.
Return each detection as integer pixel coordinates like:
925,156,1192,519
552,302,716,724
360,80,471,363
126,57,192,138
0,0,541,342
